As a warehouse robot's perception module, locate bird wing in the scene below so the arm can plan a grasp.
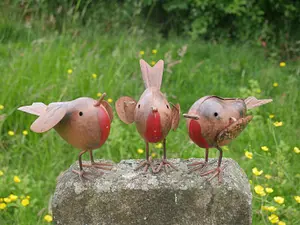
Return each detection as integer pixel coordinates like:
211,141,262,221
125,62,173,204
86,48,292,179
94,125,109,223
18,102,47,116
171,103,180,131
30,103,67,133
101,100,114,122
244,96,273,110
140,59,164,90
115,96,136,124
216,115,253,146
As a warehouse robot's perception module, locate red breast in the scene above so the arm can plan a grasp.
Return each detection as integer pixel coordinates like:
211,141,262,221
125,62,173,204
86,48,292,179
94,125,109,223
97,106,111,147
188,119,210,148
144,111,163,143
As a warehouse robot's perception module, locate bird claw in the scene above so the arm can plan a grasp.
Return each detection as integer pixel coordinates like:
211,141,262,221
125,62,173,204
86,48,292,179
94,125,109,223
134,157,156,173
72,169,93,180
154,158,178,173
200,166,226,183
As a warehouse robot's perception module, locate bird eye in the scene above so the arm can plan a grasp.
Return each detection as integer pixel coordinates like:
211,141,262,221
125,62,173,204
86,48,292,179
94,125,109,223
214,112,218,117
138,104,140,109
166,104,169,109
79,112,83,116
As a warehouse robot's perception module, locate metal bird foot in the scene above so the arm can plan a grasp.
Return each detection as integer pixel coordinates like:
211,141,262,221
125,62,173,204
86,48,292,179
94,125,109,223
134,157,156,173
154,158,178,173
200,166,226,183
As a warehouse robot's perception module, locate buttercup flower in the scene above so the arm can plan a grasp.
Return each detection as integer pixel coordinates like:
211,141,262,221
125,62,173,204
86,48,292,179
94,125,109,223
97,92,102,97
0,203,6,210
265,174,272,179
294,196,300,203
14,176,21,183
9,194,18,201
273,121,283,127
8,131,15,136
261,146,269,151
151,61,155,66
139,51,145,55
67,69,73,74
151,152,157,158
0,105,4,110
4,198,11,203
108,98,113,103
266,188,274,193
278,221,286,225
252,167,263,176
254,185,266,196
152,49,157,54
92,73,97,79
155,143,163,149
274,196,284,204
137,148,144,154
269,114,275,119
268,214,279,224
0,170,3,176
22,130,28,136
279,62,286,67
273,82,279,87
245,151,253,159
294,147,300,154
44,215,53,222
21,199,29,206
262,206,277,212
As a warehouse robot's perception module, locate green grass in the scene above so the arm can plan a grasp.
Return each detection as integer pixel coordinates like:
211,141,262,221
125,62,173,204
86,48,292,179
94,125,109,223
0,21,300,225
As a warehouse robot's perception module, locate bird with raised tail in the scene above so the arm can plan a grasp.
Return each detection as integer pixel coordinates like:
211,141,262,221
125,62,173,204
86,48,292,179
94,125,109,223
115,59,180,173
18,93,113,179
183,96,272,182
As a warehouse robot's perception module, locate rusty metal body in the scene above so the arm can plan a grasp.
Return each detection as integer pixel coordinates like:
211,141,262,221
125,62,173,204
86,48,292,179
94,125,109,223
115,59,180,173
184,95,272,182
18,94,113,179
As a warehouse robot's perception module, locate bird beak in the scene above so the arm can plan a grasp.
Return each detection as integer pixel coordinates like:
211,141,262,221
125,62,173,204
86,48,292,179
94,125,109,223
151,106,158,112
94,92,106,106
183,113,199,120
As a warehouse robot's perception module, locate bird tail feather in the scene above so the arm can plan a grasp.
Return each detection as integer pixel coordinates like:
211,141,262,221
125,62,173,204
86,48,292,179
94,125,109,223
18,103,47,116
244,97,272,110
139,59,164,89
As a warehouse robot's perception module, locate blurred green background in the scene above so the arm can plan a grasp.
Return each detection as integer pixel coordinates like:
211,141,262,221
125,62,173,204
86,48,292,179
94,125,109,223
0,0,299,224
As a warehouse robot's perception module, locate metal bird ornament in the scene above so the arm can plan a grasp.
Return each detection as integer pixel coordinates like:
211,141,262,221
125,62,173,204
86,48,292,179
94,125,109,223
115,59,180,173
18,93,113,179
183,96,272,182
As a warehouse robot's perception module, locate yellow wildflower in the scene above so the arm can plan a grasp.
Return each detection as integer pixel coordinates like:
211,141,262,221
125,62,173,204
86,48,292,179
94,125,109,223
273,82,279,87
294,196,300,203
255,88,261,94
268,214,279,224
273,121,283,127
152,49,157,54
14,176,21,183
97,92,102,97
279,62,286,67
26,195,30,199
44,214,53,223
21,199,29,207
4,198,11,203
9,194,18,201
92,73,97,79
22,130,28,136
262,206,277,212
294,147,300,154
151,61,155,66
278,221,286,225
8,131,15,136
137,148,144,154
0,170,3,176
139,51,145,55
245,151,253,159
252,167,263,176
0,198,3,202
155,143,163,149
67,69,73,74
107,98,113,103
0,105,4,110
274,196,284,204
0,203,6,210
269,114,275,119
151,152,157,158
261,146,269,151
266,188,274,193
265,174,272,179
254,185,266,196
